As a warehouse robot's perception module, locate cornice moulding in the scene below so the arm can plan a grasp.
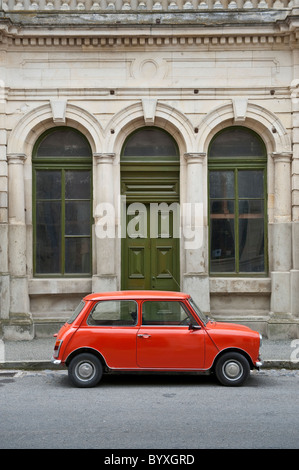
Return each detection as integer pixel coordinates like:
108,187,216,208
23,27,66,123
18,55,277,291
1,9,299,47
0,29,296,48
0,0,296,13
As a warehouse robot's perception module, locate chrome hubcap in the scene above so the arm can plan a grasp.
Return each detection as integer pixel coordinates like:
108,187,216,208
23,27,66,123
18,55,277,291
76,361,95,381
223,360,243,380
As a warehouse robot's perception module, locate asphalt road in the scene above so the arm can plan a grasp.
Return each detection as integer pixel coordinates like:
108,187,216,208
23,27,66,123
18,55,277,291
0,369,298,450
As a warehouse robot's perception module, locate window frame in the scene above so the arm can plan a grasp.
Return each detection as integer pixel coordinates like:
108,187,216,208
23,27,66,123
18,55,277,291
208,127,268,277
32,127,93,278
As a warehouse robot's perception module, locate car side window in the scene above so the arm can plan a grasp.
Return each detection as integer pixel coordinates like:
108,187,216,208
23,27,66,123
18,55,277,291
87,300,138,326
141,301,197,326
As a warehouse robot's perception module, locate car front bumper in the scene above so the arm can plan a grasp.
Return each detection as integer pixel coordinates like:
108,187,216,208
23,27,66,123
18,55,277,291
255,359,263,369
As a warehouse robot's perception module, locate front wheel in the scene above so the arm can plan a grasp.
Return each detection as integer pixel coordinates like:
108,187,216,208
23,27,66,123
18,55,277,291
215,352,250,387
68,353,103,388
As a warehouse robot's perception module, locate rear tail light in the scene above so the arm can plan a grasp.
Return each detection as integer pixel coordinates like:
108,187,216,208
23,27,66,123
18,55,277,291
53,339,63,358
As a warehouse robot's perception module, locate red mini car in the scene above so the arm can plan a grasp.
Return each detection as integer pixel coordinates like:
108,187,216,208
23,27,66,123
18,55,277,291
52,290,263,387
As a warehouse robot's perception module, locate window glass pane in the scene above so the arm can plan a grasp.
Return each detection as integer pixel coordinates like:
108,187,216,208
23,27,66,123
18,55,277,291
65,201,91,236
36,171,61,199
87,300,138,326
239,199,264,218
36,201,61,273
122,128,179,161
209,171,234,199
238,170,264,198
210,199,234,215
141,301,193,326
65,170,91,200
239,199,264,272
36,129,91,157
210,201,235,273
209,128,265,158
239,219,265,272
65,238,91,274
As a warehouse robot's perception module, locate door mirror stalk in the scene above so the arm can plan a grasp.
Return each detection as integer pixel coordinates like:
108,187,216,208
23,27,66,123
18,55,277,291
188,323,201,331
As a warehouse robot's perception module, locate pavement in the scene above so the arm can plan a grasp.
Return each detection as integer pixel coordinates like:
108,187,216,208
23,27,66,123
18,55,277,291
0,336,299,371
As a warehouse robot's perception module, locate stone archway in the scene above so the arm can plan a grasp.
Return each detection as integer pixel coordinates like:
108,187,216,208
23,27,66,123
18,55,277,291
195,100,293,325
195,101,291,155
120,126,181,292
4,102,105,339
7,102,104,156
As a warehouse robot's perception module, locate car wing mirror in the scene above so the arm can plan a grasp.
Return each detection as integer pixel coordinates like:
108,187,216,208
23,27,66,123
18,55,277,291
188,323,201,330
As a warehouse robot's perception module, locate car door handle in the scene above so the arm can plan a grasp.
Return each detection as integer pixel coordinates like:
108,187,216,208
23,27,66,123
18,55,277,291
138,334,151,338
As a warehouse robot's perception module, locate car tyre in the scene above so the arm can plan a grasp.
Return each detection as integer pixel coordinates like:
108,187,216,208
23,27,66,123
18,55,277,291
215,352,250,387
68,353,103,388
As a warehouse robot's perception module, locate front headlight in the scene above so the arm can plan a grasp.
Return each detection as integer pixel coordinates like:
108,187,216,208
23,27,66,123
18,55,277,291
259,333,263,348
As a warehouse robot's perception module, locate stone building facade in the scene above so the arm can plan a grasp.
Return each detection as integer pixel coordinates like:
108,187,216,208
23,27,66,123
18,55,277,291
0,0,299,340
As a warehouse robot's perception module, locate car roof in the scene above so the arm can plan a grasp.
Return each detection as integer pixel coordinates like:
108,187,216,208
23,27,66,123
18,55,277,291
84,290,191,301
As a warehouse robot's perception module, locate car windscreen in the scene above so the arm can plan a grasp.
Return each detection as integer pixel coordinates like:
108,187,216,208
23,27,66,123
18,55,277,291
188,298,208,326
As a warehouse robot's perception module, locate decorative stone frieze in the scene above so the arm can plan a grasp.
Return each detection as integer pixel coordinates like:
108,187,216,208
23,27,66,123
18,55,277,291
0,0,294,11
2,33,293,48
0,2,297,50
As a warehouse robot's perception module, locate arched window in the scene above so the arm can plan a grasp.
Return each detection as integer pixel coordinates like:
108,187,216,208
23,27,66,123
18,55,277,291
208,127,267,275
121,127,179,162
33,127,92,276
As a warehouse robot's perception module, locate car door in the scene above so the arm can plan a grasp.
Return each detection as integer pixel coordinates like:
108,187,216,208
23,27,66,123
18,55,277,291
137,300,205,369
80,299,139,369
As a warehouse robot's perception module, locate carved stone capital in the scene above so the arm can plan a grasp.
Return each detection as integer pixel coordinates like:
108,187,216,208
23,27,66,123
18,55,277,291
93,153,116,164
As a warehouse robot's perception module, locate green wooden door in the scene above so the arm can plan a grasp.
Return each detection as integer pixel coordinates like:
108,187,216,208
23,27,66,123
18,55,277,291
122,203,180,291
121,127,180,292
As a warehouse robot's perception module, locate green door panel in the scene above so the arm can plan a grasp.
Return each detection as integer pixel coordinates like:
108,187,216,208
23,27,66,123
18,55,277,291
121,202,180,291
121,182,180,291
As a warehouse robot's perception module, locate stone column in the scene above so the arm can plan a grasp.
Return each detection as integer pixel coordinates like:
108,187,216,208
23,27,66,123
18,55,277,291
269,152,293,336
6,153,32,340
183,153,210,314
291,86,299,327
0,130,9,334
92,153,117,293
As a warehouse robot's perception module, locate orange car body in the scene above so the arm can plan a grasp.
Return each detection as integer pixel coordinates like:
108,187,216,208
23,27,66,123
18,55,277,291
52,291,262,385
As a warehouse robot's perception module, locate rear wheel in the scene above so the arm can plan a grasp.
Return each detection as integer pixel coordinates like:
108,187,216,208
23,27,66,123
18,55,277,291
68,353,103,388
215,352,250,386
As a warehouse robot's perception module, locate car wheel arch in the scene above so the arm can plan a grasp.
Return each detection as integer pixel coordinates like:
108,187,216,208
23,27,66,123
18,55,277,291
65,347,108,371
211,347,254,372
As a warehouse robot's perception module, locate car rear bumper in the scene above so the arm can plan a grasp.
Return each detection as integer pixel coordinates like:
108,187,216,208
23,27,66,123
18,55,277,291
51,356,62,365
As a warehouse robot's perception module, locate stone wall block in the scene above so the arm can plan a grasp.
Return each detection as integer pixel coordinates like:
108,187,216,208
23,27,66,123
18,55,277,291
270,271,291,315
272,222,292,272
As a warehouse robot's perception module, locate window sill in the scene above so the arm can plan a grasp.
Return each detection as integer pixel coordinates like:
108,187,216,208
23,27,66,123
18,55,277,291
29,278,92,295
209,277,271,294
